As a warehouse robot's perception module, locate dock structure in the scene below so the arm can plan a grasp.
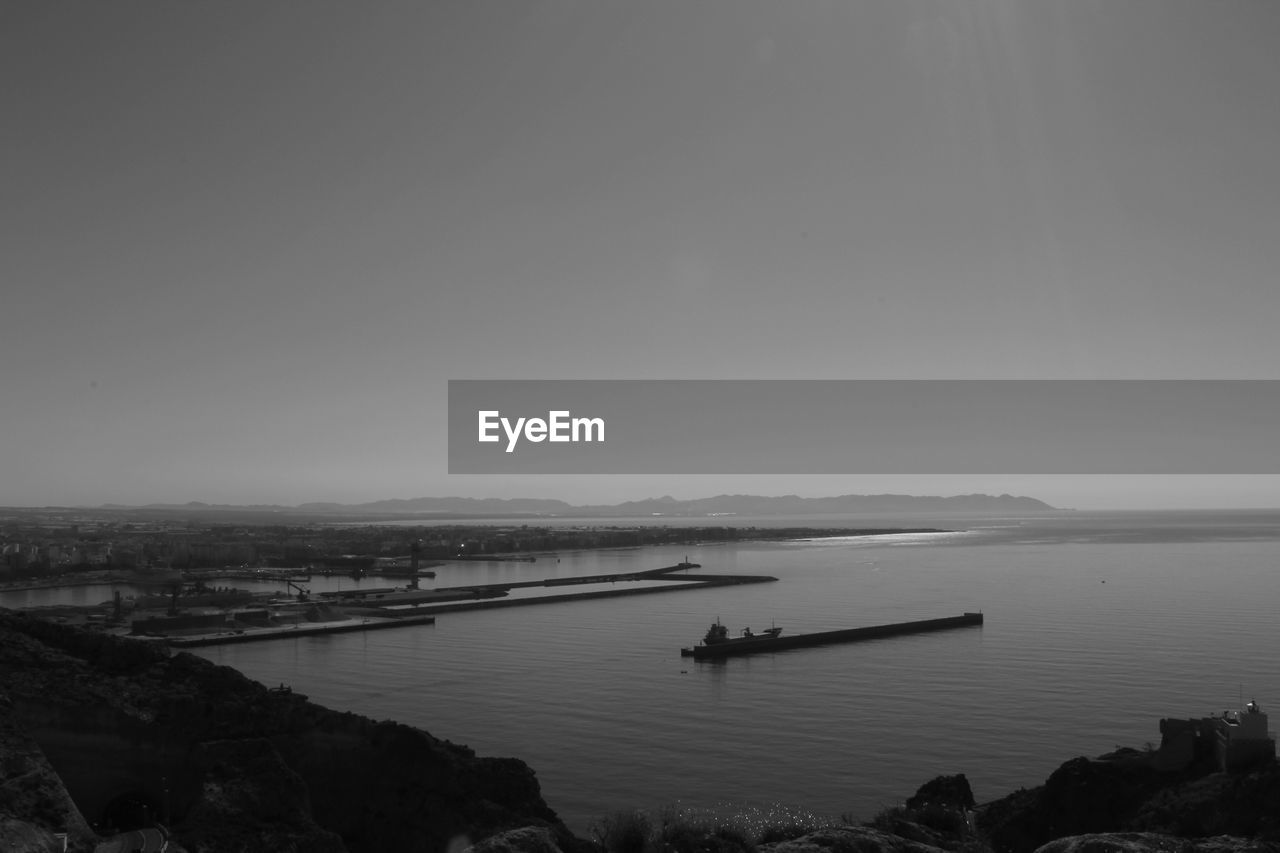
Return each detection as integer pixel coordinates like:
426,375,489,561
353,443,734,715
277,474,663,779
190,569,313,583
450,554,537,562
398,572,772,616
681,612,984,659
162,614,437,647
314,561,775,617
124,561,769,645
317,586,507,605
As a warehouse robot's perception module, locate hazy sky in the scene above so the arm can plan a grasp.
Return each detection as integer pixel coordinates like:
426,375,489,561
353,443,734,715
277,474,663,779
4,2,1279,509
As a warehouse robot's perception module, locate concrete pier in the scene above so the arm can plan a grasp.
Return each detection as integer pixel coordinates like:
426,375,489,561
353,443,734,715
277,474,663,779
682,612,984,659
163,613,437,647
389,573,774,616
319,562,767,615
132,561,773,645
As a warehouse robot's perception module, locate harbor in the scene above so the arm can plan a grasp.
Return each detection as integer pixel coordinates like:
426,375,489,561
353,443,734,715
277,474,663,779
5,517,1265,838
106,560,779,646
316,561,779,616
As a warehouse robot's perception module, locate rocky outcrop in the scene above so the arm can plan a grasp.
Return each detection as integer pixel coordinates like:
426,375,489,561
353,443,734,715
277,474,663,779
6,610,1280,853
975,754,1280,853
759,827,1280,853
976,756,1169,851
177,738,346,852
906,774,976,813
759,826,957,853
0,819,68,853
0,611,576,853
0,691,96,852
1032,833,1280,853
469,826,568,853
1126,766,1280,838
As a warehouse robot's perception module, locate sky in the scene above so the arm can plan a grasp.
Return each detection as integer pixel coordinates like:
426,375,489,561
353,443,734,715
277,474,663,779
4,1,1280,510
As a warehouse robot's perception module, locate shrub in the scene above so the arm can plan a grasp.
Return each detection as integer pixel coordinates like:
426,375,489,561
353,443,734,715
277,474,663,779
592,810,652,853
659,821,753,853
870,802,972,838
756,824,812,844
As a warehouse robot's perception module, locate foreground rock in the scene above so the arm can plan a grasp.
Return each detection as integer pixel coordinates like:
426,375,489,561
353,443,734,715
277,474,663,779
0,692,97,852
760,826,962,853
850,763,1280,853
976,753,1280,852
6,610,1280,853
1033,833,1280,852
758,826,1279,853
469,826,568,853
0,611,579,853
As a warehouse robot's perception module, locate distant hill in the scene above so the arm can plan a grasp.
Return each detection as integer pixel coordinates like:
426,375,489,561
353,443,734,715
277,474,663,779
575,492,1058,516
114,492,1058,518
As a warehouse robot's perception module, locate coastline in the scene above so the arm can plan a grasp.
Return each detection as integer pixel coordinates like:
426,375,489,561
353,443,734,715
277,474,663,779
2,609,1277,853
6,515,1280,851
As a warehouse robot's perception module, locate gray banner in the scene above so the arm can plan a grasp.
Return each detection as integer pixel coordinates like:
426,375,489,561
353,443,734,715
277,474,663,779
448,380,1279,474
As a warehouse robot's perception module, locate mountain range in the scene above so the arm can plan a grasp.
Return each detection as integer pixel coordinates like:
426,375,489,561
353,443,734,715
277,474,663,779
117,492,1059,518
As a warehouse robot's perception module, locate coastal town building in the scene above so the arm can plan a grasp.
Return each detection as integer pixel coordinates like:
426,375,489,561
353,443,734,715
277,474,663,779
1154,700,1276,772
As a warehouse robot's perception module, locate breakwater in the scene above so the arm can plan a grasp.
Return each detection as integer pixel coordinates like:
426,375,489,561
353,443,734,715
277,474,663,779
164,613,437,647
394,573,774,616
682,612,984,659
118,561,765,646
316,561,775,616
450,554,538,562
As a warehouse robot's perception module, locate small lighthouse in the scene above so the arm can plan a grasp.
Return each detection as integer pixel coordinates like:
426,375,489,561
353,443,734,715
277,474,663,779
408,540,423,589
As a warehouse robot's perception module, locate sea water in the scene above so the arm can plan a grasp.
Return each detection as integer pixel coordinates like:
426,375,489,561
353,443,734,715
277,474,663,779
8,510,1280,833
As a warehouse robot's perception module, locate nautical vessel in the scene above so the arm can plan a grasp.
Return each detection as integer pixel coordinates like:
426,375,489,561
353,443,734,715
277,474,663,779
688,619,782,651
681,612,983,659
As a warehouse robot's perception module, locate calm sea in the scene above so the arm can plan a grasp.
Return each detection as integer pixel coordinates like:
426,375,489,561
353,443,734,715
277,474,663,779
7,510,1280,833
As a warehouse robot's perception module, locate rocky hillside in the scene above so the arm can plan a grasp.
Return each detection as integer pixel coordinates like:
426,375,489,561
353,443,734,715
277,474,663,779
3,610,1278,853
975,750,1280,852
0,611,579,853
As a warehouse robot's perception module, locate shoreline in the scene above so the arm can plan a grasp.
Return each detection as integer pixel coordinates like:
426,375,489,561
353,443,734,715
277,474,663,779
161,612,437,647
0,526,949,596
3,607,1276,853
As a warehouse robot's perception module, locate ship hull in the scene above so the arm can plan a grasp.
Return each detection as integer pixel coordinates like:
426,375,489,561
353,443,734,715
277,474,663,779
681,612,983,659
